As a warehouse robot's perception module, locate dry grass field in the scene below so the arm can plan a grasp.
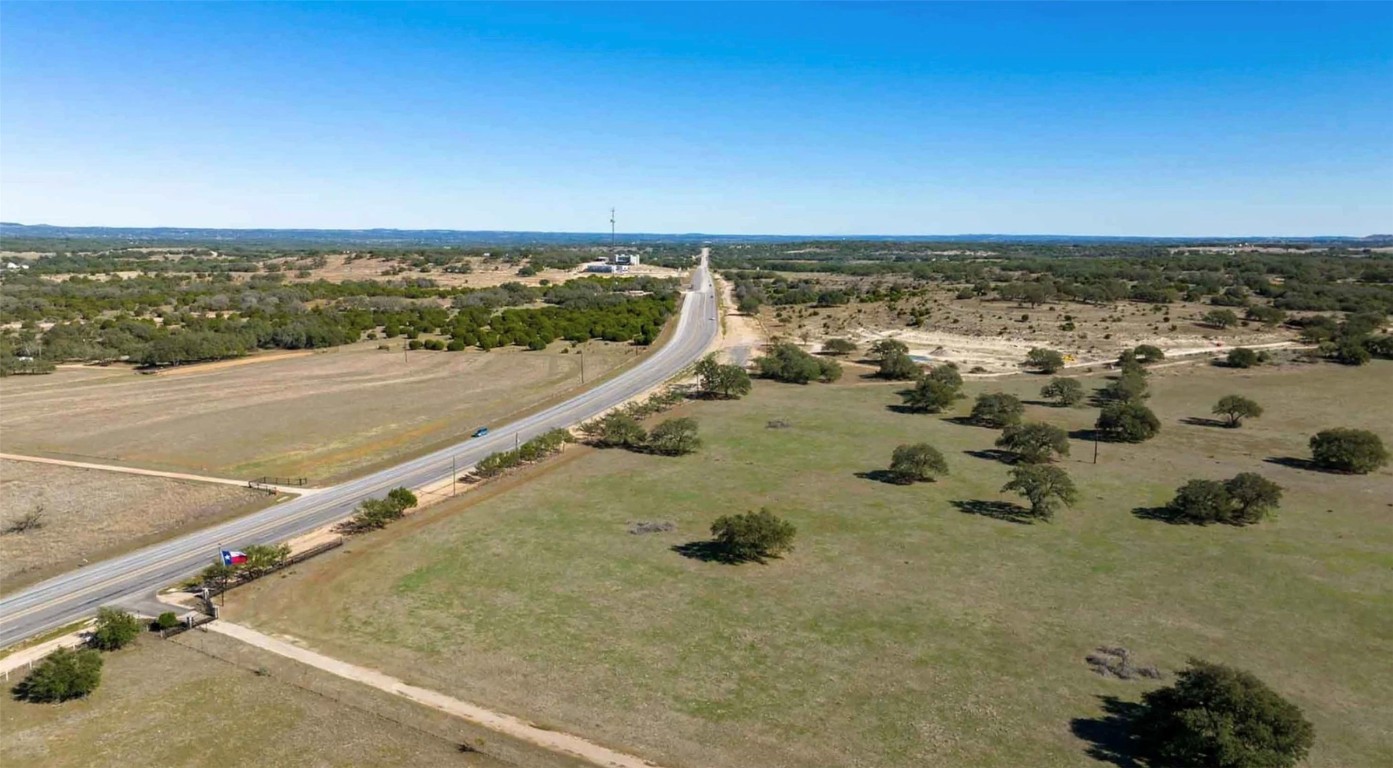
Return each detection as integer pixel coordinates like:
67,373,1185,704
0,461,269,591
0,339,643,483
758,278,1297,373
0,632,584,768
280,253,686,289
229,359,1392,768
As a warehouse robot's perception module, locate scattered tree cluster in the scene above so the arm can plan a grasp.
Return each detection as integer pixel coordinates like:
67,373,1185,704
343,488,419,533
473,429,575,478
754,342,842,384
1166,473,1284,525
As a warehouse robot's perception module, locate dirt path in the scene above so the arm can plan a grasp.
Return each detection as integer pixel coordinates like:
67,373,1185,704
0,453,319,495
204,620,667,768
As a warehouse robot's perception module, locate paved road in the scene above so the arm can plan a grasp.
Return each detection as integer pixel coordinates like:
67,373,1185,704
0,253,718,648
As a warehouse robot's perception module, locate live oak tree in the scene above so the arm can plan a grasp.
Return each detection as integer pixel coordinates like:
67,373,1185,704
970,392,1024,428
821,338,857,356
1024,347,1065,374
926,363,963,389
868,338,909,360
1001,464,1078,520
1133,344,1166,364
1213,394,1263,428
1166,474,1283,525
1225,473,1284,522
694,354,752,399
888,443,949,483
877,350,921,381
15,648,103,703
1309,428,1389,474
89,607,141,651
588,411,648,449
995,422,1070,463
1095,402,1161,442
1136,659,1314,768
754,342,842,384
1226,347,1261,368
1203,308,1240,329
646,417,701,456
1040,376,1085,407
709,508,796,563
901,378,962,413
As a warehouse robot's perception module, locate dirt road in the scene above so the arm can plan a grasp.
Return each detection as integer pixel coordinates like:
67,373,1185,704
0,453,318,495
205,620,667,768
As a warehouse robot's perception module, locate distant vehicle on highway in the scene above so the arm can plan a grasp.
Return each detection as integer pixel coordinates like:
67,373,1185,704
472,426,490,438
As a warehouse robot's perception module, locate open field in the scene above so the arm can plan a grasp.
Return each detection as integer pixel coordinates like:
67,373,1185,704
229,360,1393,767
757,278,1298,373
0,461,269,591
0,632,585,768
0,339,644,483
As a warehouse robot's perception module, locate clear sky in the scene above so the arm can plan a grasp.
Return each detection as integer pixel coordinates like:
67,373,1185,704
1,2,1390,236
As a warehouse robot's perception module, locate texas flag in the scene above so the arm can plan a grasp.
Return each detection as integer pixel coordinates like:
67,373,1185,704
221,550,248,566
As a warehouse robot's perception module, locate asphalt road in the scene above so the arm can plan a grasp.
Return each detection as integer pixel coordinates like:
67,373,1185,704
0,254,718,648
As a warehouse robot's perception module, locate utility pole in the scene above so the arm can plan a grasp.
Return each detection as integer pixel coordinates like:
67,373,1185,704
452,456,457,490
1093,433,1099,464
515,433,520,451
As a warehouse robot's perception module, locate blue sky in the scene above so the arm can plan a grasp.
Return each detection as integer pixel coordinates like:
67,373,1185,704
1,2,1390,236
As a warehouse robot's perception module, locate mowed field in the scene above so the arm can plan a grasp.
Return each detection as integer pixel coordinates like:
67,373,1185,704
0,461,269,590
230,361,1393,768
0,340,643,483
0,633,585,768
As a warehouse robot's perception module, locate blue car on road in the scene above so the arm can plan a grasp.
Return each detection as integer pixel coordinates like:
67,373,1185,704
472,426,489,438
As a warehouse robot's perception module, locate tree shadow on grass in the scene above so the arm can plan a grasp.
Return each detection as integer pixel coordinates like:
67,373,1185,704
1179,416,1230,428
885,404,930,415
671,541,771,565
855,469,912,485
964,448,1018,465
944,416,995,428
1069,696,1148,768
1131,506,1183,524
1264,456,1339,473
951,499,1035,524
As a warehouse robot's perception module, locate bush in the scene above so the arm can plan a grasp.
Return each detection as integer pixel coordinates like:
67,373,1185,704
1203,309,1239,328
1095,402,1161,442
1309,428,1389,474
1040,376,1084,407
1133,344,1165,363
868,339,909,359
1226,347,1260,368
89,607,141,651
888,443,948,483
1167,474,1283,525
901,378,961,414
646,417,701,456
1212,394,1263,428
709,508,796,562
877,350,920,380
585,411,648,448
969,392,1024,428
155,612,180,630
345,486,419,532
14,648,103,703
821,338,857,356
926,363,962,388
1024,347,1065,374
754,342,841,384
1099,370,1149,403
995,422,1070,463
1136,659,1314,768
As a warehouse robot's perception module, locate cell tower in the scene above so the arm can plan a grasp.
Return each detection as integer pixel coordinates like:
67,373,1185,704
610,207,616,252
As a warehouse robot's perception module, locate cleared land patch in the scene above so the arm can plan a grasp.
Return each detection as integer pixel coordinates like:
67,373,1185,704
0,339,643,482
229,361,1393,767
0,461,269,591
0,633,580,768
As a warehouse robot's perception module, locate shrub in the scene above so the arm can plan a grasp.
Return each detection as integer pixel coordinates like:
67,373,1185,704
694,354,752,399
1133,344,1166,363
586,411,648,449
1309,428,1389,474
1040,376,1084,407
1024,347,1065,374
709,508,796,562
155,612,180,631
1203,309,1239,328
821,338,857,356
995,422,1070,463
89,607,141,651
14,648,103,703
926,363,962,388
901,378,962,414
1096,402,1161,442
1099,370,1149,403
877,350,920,380
1168,479,1234,524
1212,394,1263,428
888,443,949,483
646,417,701,456
969,392,1024,428
754,342,841,384
1226,347,1260,368
1136,659,1314,768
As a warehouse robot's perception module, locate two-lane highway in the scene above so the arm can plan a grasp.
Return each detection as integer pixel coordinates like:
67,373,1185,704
1,253,719,648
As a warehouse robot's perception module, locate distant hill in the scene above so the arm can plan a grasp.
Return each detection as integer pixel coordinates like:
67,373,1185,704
1,223,1388,249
